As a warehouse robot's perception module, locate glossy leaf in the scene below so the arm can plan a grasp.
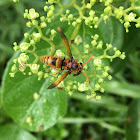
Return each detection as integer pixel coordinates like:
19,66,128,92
0,123,37,140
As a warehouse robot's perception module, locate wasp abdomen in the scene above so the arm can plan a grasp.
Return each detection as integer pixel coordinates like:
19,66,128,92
40,56,63,68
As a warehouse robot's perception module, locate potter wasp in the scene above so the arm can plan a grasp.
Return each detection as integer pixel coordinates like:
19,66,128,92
40,27,93,89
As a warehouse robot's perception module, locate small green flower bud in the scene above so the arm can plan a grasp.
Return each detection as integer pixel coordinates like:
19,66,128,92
68,14,73,20
51,69,59,76
115,50,121,56
49,5,54,11
41,22,47,28
38,71,43,80
60,17,65,22
91,92,96,98
73,85,77,90
97,43,102,49
18,53,29,63
55,49,65,57
51,29,56,36
48,0,54,4
28,8,39,20
94,59,102,66
13,44,20,51
75,35,82,45
19,64,26,72
24,33,30,38
104,66,110,71
96,96,101,101
33,92,40,100
40,16,46,22
108,75,112,80
124,22,130,32
91,34,99,40
100,88,105,93
58,81,64,88
20,42,30,52
30,40,35,45
68,91,73,96
104,6,111,13
103,15,109,21
114,8,123,19
51,77,55,82
98,78,104,83
30,64,40,74
66,10,70,14
47,10,53,17
86,3,92,9
105,0,113,6
26,21,32,27
95,83,100,90
65,85,71,91
9,73,15,77
33,33,42,42
120,53,126,59
86,95,92,100
44,6,49,11
24,13,28,18
28,72,32,75
67,80,73,85
96,66,101,71
26,117,32,126
88,16,93,22
113,47,117,51
11,64,17,72
13,58,18,63
91,40,97,46
13,0,19,2
32,20,38,26
72,21,77,27
76,18,82,24
102,71,108,77
106,44,112,49
90,0,96,5
44,73,49,78
85,18,90,25
89,10,95,16
93,17,99,24
78,82,89,92
84,44,90,49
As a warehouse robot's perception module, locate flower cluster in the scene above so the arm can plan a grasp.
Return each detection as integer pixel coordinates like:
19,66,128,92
10,0,138,101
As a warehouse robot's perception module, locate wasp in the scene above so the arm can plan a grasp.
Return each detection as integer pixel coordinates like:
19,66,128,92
40,27,93,89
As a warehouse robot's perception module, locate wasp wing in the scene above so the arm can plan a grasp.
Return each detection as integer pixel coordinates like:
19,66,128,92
48,71,71,89
59,30,73,60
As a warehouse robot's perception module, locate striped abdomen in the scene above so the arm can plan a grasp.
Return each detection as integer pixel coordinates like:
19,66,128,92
40,56,63,68
64,60,78,71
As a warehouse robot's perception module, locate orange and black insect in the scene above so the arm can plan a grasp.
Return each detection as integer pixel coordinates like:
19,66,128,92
40,27,93,89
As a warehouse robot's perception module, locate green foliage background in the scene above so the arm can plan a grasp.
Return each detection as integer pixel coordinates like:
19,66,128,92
0,0,140,140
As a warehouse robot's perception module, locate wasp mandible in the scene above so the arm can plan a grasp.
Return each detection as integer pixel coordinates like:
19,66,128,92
40,27,93,89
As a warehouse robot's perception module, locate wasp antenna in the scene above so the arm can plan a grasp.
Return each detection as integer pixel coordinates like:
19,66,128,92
57,27,62,32
84,54,93,67
83,69,89,82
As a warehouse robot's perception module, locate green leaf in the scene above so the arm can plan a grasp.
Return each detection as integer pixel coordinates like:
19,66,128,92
1,2,124,132
102,80,140,98
1,56,67,131
0,123,37,140
126,99,140,140
98,17,124,50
